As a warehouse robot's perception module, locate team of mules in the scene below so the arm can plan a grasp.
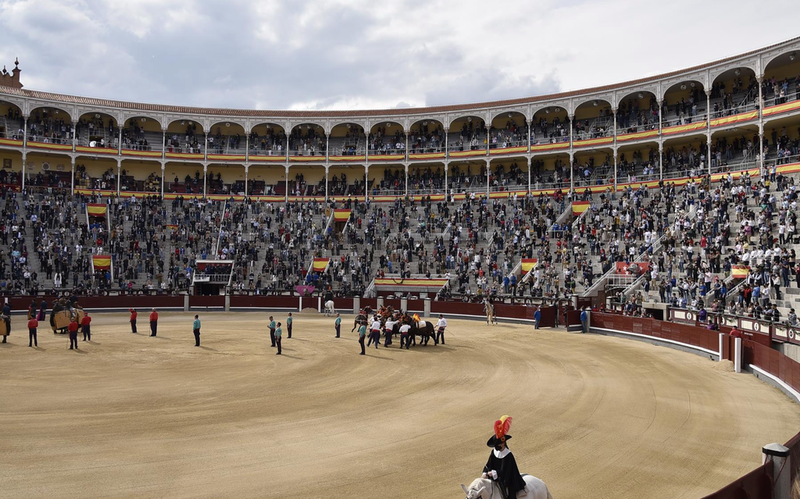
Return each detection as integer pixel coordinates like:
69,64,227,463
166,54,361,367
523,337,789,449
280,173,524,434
49,299,85,334
352,305,438,348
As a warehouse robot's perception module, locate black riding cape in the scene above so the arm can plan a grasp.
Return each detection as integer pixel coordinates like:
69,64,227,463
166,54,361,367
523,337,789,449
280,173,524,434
483,449,526,499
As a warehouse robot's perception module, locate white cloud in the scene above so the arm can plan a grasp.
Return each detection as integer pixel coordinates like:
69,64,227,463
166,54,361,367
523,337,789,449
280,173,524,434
0,0,798,112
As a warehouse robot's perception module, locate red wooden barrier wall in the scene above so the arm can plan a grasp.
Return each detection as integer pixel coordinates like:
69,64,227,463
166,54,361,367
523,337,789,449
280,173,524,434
229,296,300,309
699,463,772,499
189,295,225,308
592,313,719,352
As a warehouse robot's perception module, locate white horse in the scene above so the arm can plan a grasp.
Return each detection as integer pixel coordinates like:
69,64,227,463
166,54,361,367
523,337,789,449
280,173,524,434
461,475,553,499
324,300,336,316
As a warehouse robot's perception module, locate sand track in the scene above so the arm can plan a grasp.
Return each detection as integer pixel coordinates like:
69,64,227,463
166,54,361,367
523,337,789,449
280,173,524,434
1,312,798,499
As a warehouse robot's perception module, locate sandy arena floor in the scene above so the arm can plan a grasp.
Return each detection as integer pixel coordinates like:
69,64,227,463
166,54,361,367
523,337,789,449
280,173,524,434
1,311,799,499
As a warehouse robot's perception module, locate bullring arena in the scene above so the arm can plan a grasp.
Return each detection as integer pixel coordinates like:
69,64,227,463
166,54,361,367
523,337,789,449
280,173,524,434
4,26,800,498
1,308,799,498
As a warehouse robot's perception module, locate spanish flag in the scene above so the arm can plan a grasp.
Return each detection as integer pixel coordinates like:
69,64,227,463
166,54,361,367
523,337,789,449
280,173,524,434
731,265,749,279
87,204,107,218
521,259,537,275
312,258,329,272
92,255,112,270
333,209,351,222
166,224,178,232
413,314,420,322
572,201,589,215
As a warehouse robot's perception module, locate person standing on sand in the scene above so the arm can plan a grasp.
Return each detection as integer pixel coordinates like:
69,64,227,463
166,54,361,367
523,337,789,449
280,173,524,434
193,315,201,347
68,319,79,350
81,312,92,341
129,308,138,333
286,313,293,339
28,316,38,347
358,322,367,355
268,316,276,347
275,322,283,355
334,313,341,338
149,308,158,337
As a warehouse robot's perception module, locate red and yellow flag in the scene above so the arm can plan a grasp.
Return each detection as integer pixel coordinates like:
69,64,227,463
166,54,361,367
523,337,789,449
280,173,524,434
572,201,589,215
92,255,112,270
521,259,537,275
312,258,329,272
87,204,107,218
731,265,749,279
333,209,351,222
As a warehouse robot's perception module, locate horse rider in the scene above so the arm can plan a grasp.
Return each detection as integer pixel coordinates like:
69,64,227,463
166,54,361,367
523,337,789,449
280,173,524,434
483,415,526,499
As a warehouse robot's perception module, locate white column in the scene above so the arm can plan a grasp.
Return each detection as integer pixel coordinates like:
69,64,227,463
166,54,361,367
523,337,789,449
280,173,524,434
444,161,448,201
71,121,76,152
245,134,250,163
204,133,208,162
161,164,166,198
70,158,75,192
118,123,123,154
706,89,712,176
570,153,574,193
22,116,27,147
21,153,26,190
324,165,329,204
404,164,409,197
527,118,532,153
659,144,664,180
116,159,121,195
527,157,532,192
244,164,249,198
612,109,618,192
364,165,369,203
284,164,290,203
762,443,791,499
162,128,167,159
486,159,490,196
203,164,208,198
758,75,765,173
325,134,330,162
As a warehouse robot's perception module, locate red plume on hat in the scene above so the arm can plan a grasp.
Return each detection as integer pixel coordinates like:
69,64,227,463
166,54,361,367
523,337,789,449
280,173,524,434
494,415,512,441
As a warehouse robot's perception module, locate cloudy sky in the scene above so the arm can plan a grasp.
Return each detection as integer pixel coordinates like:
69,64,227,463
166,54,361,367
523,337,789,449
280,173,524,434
0,0,798,112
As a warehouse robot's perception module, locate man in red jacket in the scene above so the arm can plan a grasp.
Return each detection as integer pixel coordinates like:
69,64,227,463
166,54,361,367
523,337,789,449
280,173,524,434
129,308,138,333
27,317,38,347
81,313,92,341
149,308,158,337
68,319,79,350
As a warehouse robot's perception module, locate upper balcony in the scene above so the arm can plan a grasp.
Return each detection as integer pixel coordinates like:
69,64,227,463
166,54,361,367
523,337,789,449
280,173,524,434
2,37,800,166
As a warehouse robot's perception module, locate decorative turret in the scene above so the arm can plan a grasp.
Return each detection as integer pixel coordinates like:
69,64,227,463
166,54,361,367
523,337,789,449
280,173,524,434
0,58,23,89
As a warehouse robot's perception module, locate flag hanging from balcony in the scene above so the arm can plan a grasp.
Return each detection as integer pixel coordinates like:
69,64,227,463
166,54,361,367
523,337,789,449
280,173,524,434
87,204,107,218
166,224,178,232
521,259,538,275
731,265,749,279
312,258,329,272
333,209,351,222
92,255,112,270
572,201,590,215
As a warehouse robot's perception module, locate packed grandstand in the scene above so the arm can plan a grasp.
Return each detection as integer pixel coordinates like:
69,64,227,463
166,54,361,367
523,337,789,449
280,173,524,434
1,37,800,321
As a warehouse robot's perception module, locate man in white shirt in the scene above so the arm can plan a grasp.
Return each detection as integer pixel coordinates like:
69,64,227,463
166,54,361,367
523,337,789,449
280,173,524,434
383,317,397,347
435,315,447,345
399,323,411,349
368,316,382,348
